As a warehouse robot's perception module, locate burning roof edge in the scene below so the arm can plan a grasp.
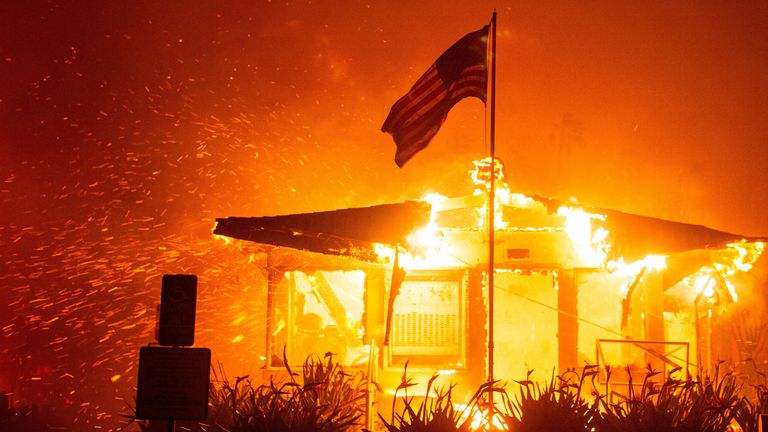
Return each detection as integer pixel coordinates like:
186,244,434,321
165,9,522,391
213,200,431,261
532,195,767,261
213,195,765,264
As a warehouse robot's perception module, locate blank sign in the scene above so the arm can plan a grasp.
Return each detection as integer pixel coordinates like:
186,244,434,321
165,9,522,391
158,274,197,347
136,346,210,420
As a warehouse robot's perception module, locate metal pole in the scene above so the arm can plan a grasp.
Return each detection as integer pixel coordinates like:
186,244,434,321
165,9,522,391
168,418,175,432
487,10,497,422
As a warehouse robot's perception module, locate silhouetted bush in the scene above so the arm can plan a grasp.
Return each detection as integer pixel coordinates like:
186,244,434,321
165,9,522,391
376,362,487,432
119,356,766,431
129,351,367,432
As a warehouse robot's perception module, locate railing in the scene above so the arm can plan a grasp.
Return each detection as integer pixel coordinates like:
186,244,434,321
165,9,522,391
595,338,689,399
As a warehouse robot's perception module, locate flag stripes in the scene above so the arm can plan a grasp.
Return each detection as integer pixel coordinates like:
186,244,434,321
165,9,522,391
382,26,489,167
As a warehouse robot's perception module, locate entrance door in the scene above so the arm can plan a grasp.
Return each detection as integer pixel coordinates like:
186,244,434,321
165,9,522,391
493,271,558,382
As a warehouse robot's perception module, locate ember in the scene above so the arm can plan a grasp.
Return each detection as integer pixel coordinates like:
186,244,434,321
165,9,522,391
2,2,767,431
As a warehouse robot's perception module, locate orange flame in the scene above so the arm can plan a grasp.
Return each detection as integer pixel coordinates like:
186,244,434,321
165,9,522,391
557,206,609,267
373,192,460,269
471,157,511,229
608,254,668,278
688,241,764,303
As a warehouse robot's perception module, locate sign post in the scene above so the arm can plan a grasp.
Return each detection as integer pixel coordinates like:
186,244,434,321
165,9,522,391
136,274,209,431
136,347,210,421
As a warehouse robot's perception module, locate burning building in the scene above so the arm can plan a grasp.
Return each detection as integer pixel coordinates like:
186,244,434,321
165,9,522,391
212,158,766,409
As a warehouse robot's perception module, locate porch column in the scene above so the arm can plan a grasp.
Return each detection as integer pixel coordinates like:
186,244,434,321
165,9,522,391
265,267,280,368
558,269,578,373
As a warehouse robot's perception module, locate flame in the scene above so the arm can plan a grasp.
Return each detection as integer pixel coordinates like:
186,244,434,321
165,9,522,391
471,157,506,188
373,192,464,269
723,278,738,303
608,254,668,278
685,241,764,304
607,254,668,297
373,224,456,270
212,233,233,245
452,403,506,431
374,160,621,271
692,272,718,300
724,241,764,274
557,206,609,267
471,157,510,229
211,220,232,244
507,192,541,210
422,192,449,210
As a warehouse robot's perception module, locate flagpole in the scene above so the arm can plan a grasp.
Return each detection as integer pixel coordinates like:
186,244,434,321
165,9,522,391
487,10,497,422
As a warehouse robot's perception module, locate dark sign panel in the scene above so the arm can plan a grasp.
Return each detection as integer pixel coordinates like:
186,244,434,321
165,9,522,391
158,274,197,346
136,347,210,420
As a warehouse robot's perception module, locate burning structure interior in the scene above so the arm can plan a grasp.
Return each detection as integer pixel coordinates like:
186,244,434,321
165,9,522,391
213,159,766,403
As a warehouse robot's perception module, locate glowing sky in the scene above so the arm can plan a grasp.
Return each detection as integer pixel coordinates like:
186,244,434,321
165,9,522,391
1,1,767,430
4,1,767,234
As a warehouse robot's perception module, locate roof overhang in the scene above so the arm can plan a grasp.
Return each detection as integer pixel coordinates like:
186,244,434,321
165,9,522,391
213,201,431,262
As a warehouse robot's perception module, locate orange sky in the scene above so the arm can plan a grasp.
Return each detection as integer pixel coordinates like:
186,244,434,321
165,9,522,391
369,2,768,237
3,1,767,236
1,2,767,428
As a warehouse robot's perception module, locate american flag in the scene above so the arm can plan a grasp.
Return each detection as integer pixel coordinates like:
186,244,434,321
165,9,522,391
382,25,489,167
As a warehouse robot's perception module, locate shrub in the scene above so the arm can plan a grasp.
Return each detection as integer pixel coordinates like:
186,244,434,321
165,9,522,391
125,351,366,432
123,354,768,432
224,352,366,432
593,364,743,432
377,362,488,432
500,366,598,432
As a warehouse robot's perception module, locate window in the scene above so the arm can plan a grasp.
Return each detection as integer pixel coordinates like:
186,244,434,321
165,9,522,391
388,270,466,367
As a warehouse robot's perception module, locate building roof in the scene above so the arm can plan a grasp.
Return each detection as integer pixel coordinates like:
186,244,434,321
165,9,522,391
213,195,764,265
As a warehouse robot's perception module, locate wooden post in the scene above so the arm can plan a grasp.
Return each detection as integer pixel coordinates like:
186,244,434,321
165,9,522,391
557,270,578,373
265,265,278,368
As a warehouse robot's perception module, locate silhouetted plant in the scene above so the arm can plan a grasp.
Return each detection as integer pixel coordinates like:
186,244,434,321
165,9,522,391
733,395,759,432
123,350,366,432
122,354,768,432
593,363,743,432
226,350,366,432
500,366,598,432
377,361,491,432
